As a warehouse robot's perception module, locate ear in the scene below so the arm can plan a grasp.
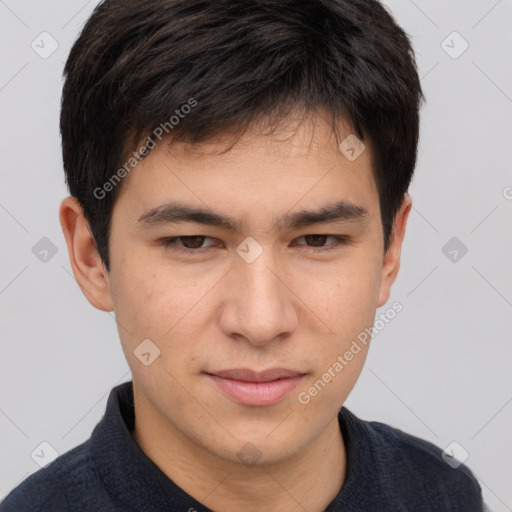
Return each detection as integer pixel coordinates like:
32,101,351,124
59,196,114,312
377,193,412,308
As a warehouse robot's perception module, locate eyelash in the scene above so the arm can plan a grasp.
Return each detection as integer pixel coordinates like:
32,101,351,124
160,235,353,254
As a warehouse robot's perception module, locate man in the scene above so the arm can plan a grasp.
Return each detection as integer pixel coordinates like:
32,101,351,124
1,0,486,510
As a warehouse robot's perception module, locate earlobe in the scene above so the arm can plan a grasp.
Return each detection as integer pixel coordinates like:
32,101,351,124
59,196,114,312
376,194,412,308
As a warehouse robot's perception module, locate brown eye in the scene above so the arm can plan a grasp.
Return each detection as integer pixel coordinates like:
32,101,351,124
162,236,217,252
303,235,329,247
177,236,207,249
295,235,351,251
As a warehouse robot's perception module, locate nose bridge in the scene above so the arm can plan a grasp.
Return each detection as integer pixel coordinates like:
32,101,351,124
224,244,298,344
242,251,282,304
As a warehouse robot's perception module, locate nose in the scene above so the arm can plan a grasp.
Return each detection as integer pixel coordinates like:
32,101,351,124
217,249,299,346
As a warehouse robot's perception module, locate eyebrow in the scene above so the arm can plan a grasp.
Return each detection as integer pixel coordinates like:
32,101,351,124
137,200,370,232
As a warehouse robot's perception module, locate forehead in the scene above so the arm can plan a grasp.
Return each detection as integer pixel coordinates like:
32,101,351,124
113,112,379,227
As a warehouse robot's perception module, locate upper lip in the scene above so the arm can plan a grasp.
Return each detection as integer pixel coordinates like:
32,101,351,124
206,368,306,382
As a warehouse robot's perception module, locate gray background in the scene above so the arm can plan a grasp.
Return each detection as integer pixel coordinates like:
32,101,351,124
0,0,511,509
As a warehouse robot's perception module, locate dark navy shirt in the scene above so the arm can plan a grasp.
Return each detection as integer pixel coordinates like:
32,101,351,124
1,381,485,511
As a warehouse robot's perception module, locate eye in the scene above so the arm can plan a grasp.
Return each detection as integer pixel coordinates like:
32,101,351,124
161,236,218,253
294,235,352,251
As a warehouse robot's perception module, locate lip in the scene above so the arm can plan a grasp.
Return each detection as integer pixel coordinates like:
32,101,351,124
205,368,306,407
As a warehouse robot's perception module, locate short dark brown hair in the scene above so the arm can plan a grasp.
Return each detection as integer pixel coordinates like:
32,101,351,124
61,0,424,271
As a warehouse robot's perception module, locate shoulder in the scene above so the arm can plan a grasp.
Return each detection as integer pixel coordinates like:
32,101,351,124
370,418,480,488
341,408,484,510
0,441,104,512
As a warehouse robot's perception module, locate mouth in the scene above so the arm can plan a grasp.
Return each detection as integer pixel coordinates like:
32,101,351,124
204,368,307,407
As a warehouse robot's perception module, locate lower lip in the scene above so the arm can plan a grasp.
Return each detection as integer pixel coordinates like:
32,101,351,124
206,374,305,406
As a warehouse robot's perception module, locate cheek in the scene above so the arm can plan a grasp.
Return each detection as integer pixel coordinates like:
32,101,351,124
113,259,182,325
111,263,215,368
311,254,382,329
109,265,170,345
300,252,380,392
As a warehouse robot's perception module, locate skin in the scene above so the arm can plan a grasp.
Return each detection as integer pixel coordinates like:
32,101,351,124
60,110,411,512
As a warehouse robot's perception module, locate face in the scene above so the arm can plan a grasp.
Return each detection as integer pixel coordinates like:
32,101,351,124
63,111,410,467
